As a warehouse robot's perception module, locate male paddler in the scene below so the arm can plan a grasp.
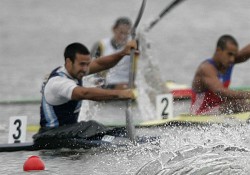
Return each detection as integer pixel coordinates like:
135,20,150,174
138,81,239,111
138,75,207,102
191,34,250,115
33,40,137,145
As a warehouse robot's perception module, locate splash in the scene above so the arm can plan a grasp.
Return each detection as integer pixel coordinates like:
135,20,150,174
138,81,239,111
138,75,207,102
79,31,168,122
135,124,250,175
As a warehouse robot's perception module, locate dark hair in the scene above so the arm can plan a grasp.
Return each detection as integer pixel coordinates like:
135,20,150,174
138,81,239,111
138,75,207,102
113,17,132,29
64,43,90,62
216,35,238,50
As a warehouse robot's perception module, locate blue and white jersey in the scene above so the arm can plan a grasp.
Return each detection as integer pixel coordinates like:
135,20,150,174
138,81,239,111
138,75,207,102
40,66,82,128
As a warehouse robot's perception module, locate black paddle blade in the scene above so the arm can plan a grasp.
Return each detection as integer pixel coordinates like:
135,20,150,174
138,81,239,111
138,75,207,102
146,0,186,32
131,0,147,39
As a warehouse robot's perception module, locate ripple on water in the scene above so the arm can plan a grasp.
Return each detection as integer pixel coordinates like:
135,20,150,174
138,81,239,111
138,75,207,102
136,124,250,175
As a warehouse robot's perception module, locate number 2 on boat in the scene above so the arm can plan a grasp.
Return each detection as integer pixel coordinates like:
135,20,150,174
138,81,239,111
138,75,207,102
8,116,27,144
156,94,174,119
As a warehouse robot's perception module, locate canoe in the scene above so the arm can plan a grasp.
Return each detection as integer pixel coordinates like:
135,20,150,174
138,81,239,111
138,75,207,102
2,112,249,152
27,112,250,132
139,112,250,127
165,81,191,100
100,112,250,127
0,98,41,105
166,81,250,100
0,135,159,152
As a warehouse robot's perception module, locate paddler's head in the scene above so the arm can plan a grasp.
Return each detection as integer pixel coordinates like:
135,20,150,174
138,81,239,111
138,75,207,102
64,43,91,80
112,17,132,48
214,35,238,68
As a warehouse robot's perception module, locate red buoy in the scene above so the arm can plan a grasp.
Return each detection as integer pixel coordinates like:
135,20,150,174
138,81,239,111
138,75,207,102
23,155,45,171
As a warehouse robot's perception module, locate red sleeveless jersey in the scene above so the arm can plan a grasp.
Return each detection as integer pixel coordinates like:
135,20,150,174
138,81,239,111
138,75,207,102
191,59,234,115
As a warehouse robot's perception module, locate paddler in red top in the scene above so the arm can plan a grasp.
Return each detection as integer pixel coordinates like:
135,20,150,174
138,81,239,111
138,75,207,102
191,35,250,115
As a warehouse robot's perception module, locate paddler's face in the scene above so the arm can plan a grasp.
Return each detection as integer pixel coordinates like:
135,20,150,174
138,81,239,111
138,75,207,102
66,53,91,80
218,42,238,68
113,24,131,46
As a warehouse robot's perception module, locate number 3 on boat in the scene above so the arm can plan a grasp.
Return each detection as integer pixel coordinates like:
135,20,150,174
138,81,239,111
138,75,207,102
156,94,174,119
8,116,27,144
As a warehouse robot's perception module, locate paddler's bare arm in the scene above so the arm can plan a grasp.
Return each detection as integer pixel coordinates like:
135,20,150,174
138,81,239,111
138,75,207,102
199,63,250,99
88,40,137,74
71,86,135,101
235,44,250,63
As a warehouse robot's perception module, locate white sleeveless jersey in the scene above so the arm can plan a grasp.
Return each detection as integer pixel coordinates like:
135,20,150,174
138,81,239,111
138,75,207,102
100,38,131,84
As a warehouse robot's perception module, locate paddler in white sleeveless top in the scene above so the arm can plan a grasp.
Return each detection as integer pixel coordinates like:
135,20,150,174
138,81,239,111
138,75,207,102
91,17,138,90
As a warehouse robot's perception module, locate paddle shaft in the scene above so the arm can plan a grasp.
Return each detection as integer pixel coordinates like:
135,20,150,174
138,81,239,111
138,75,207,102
146,0,186,32
126,0,147,143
